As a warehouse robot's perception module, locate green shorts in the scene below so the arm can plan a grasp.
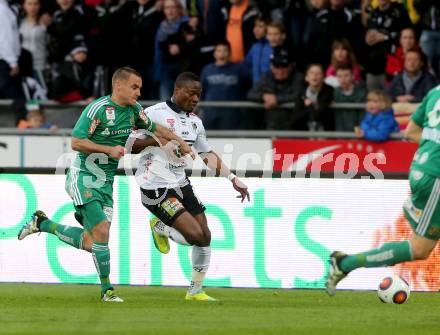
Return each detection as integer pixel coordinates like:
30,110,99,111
65,168,113,231
403,169,440,240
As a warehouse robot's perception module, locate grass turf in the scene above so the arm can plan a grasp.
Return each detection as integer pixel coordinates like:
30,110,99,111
0,284,438,335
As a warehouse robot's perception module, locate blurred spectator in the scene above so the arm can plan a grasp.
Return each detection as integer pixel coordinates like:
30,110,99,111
415,0,440,80
325,38,362,88
19,0,49,89
51,39,95,102
222,0,260,63
47,0,87,64
17,109,57,130
354,90,399,142
255,0,285,22
334,64,367,131
200,41,250,129
295,63,334,131
111,0,163,99
18,48,48,101
245,16,272,85
385,27,419,81
387,48,437,102
187,0,224,43
0,0,27,122
307,0,365,69
247,48,304,130
267,21,295,68
170,19,205,75
155,0,187,100
364,0,412,90
284,0,312,56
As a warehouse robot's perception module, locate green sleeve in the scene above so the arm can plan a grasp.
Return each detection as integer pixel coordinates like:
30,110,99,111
135,105,157,133
411,94,429,127
72,104,103,139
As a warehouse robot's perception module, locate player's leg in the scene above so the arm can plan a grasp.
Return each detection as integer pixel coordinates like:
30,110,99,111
141,187,191,253
174,185,215,301
80,200,122,302
17,209,86,250
326,171,440,295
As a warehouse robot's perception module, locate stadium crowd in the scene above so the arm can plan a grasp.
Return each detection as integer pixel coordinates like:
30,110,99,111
0,0,439,136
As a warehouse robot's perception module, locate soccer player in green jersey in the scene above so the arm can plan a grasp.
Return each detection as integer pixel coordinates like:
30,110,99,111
17,67,193,302
326,85,440,296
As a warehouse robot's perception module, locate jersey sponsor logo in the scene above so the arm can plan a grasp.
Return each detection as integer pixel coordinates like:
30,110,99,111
101,128,110,136
88,119,101,135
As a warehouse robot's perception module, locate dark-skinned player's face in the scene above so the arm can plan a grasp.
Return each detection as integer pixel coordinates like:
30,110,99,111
174,81,202,112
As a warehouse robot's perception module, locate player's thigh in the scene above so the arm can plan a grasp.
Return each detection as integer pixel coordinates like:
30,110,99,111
79,200,110,241
404,170,440,241
140,187,187,226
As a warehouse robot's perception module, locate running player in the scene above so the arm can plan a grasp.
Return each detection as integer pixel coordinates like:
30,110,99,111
18,67,193,302
133,72,250,301
326,85,440,295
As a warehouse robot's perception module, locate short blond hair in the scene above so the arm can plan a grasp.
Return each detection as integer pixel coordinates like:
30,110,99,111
367,90,392,110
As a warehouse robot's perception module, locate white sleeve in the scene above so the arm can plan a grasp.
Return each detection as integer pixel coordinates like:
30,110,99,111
193,120,211,154
143,106,162,125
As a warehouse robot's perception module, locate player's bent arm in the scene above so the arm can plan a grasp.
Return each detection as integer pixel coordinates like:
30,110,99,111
404,120,423,144
153,124,194,158
131,137,162,154
71,137,125,159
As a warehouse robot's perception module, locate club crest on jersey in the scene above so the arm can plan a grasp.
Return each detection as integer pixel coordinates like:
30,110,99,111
130,115,135,125
167,118,176,131
192,122,197,131
88,119,101,135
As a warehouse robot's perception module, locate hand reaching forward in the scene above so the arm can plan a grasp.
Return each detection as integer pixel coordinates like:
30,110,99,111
232,176,250,203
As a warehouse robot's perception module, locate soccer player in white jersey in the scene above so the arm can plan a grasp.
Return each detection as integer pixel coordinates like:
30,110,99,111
132,72,250,301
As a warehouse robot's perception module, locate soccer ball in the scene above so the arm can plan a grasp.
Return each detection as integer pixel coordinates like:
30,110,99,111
377,275,410,304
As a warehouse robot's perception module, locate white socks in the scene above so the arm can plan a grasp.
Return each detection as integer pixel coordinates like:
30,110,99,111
189,246,211,295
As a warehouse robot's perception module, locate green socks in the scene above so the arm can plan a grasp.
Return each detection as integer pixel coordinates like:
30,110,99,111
92,242,112,294
340,241,413,273
39,219,84,249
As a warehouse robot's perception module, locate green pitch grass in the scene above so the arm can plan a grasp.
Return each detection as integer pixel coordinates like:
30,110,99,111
0,284,438,335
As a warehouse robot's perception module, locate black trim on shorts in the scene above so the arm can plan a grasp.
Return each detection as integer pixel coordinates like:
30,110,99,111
140,183,205,226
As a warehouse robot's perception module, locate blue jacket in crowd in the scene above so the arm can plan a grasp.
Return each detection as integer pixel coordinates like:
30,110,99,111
245,38,272,85
360,108,400,142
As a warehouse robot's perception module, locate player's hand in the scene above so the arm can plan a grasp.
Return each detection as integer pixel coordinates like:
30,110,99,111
108,145,126,160
354,126,364,139
162,140,186,167
179,141,195,160
232,177,250,203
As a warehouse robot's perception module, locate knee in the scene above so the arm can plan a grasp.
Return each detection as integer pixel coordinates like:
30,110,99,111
91,221,110,242
186,228,210,247
412,245,433,260
82,233,93,252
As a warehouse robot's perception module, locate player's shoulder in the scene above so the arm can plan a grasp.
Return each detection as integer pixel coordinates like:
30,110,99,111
83,96,111,118
188,112,205,130
144,102,169,114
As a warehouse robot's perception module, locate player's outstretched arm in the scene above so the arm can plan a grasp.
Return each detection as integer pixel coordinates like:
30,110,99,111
71,137,126,160
404,120,423,144
200,151,250,202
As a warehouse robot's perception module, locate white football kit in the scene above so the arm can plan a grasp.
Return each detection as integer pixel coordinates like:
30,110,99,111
134,100,211,190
